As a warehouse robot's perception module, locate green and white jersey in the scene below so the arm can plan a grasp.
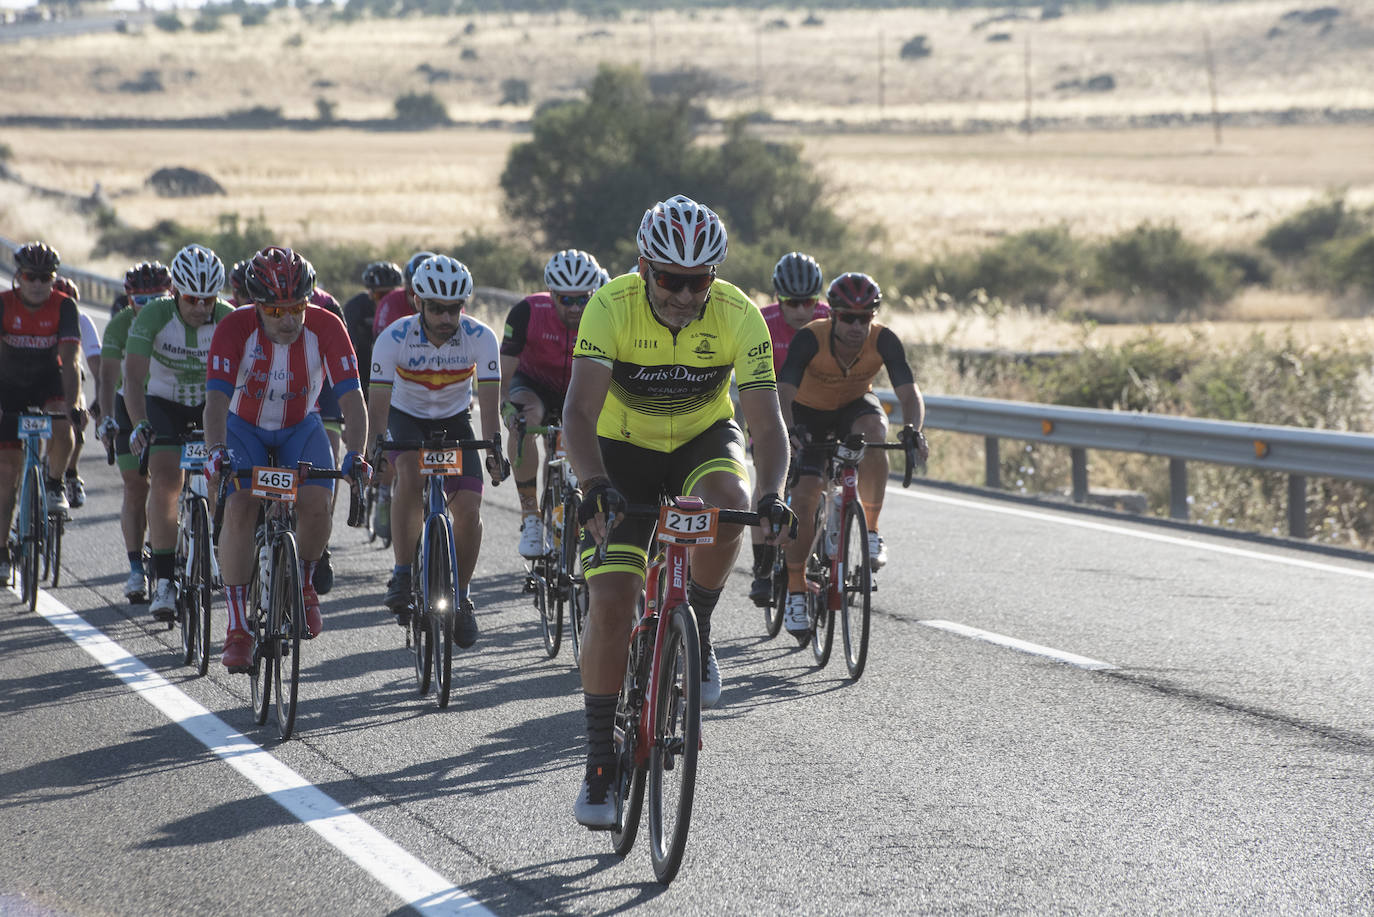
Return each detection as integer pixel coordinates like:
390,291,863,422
100,305,141,397
125,295,234,405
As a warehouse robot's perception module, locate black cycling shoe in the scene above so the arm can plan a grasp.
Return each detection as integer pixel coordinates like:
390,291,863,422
748,575,772,608
383,571,412,611
454,597,479,649
313,547,334,595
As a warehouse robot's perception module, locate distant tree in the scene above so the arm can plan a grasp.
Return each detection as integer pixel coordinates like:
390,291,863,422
899,35,931,60
500,78,530,105
153,12,183,31
393,91,449,125
315,97,338,122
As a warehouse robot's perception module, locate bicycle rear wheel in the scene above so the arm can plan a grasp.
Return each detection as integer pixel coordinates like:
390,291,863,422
810,578,835,669
536,481,563,658
249,561,272,725
272,532,303,739
427,521,456,709
20,465,44,613
410,534,432,695
647,603,701,885
839,500,873,680
565,492,589,667
189,497,213,677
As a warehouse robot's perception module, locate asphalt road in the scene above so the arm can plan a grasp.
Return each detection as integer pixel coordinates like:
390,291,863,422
3,422,1374,915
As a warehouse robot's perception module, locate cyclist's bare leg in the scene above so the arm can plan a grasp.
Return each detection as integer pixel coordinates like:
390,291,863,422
218,489,261,585
507,390,546,515
685,468,750,590
784,474,823,576
580,569,646,695
119,467,150,557
390,452,423,566
447,488,483,589
325,426,342,513
852,412,889,529
45,416,75,482
0,451,22,532
146,451,182,553
294,484,331,562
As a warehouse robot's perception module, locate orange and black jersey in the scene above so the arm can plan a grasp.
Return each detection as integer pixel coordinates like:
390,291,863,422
778,318,914,412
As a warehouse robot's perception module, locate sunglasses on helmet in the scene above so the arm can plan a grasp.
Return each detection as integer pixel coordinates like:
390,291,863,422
650,266,715,295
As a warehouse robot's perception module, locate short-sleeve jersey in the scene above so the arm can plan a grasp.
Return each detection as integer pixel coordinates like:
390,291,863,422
100,303,140,396
372,288,413,338
206,305,361,430
760,300,831,375
77,312,101,361
126,295,234,405
573,273,775,453
778,318,914,412
0,289,80,387
500,292,576,394
370,313,500,419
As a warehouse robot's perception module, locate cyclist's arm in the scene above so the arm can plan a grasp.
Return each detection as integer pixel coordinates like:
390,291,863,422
203,389,229,455
738,388,789,498
365,382,392,452
339,389,368,456
498,353,518,408
59,340,80,410
476,380,501,445
365,317,399,449
563,357,612,487
876,328,925,431
497,299,531,408
98,357,120,422
122,351,150,426
775,327,819,434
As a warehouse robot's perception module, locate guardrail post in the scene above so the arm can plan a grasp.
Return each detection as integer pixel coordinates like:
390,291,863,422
1288,474,1306,538
1169,458,1188,520
1070,447,1088,503
984,437,1000,489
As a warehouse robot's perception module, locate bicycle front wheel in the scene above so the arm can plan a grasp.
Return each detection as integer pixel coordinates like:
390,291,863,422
272,532,303,739
249,561,272,725
810,579,835,669
189,497,214,677
764,553,785,638
427,521,456,709
565,492,589,668
537,481,563,658
839,500,873,680
45,513,62,587
410,534,432,695
20,465,44,613
647,602,701,885
611,623,650,858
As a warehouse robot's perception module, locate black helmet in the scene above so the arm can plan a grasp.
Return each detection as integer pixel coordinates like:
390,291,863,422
772,251,823,300
404,251,437,287
14,242,60,277
125,261,172,295
229,260,249,301
362,260,403,290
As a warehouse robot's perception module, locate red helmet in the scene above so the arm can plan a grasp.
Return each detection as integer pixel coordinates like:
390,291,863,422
125,261,172,295
827,272,882,312
245,246,315,304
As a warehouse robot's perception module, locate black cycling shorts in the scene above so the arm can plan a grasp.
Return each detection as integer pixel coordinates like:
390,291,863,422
791,392,886,478
508,370,565,422
386,408,483,496
146,395,204,452
581,418,749,578
0,367,64,446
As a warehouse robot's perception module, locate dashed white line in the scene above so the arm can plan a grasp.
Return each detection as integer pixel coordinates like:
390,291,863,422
19,584,492,917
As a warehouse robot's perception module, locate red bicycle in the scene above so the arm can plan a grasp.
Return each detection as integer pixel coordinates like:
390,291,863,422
607,497,765,884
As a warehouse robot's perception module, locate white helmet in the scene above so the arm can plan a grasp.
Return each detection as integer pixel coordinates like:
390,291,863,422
410,254,473,300
596,267,611,288
170,243,225,298
544,249,603,294
636,194,728,268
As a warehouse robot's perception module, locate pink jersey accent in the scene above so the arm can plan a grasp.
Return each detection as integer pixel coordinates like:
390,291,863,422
207,306,360,430
760,300,831,375
372,288,413,338
512,293,576,393
310,288,341,312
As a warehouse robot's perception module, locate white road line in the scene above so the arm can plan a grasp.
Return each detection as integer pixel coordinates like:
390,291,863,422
919,619,1117,671
892,486,1374,580
19,584,492,917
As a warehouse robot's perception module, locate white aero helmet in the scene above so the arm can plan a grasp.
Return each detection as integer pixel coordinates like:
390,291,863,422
544,249,604,294
410,254,473,300
596,267,612,288
636,194,728,268
170,243,225,298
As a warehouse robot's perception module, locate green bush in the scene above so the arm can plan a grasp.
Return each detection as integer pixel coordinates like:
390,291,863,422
240,7,269,26
1260,195,1354,258
192,13,223,32
499,78,530,106
1092,222,1240,311
1315,232,1374,294
153,12,184,31
393,91,449,125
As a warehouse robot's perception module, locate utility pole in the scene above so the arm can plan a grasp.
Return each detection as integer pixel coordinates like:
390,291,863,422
1022,28,1033,136
1203,27,1223,146
878,31,886,120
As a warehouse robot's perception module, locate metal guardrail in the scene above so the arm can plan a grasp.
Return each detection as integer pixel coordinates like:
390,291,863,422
877,392,1374,538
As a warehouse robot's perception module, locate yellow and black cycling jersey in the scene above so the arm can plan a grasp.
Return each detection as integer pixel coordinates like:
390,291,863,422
574,272,775,453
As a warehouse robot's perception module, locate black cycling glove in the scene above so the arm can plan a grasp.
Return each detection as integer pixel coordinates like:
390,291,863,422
756,491,798,539
578,477,627,527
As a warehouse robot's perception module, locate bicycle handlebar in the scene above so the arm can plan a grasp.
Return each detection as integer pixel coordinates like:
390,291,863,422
620,502,764,528
212,461,366,546
381,436,502,453
792,434,922,489
137,430,205,477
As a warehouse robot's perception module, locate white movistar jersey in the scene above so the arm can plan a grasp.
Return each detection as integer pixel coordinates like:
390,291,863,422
371,313,500,419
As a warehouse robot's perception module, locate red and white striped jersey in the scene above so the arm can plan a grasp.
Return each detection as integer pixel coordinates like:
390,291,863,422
207,305,360,430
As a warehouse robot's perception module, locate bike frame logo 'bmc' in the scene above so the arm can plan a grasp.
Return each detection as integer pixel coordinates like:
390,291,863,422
671,552,685,592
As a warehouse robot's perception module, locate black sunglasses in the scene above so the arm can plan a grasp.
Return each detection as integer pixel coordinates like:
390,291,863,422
651,266,715,294
835,311,873,325
781,297,816,308
420,297,465,316
21,270,55,283
557,293,592,308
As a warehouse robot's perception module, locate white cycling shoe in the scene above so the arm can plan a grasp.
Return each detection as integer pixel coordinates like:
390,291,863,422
867,531,887,570
701,644,722,709
518,516,546,558
784,593,810,644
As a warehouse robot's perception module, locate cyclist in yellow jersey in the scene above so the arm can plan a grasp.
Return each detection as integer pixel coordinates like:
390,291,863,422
564,194,796,828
